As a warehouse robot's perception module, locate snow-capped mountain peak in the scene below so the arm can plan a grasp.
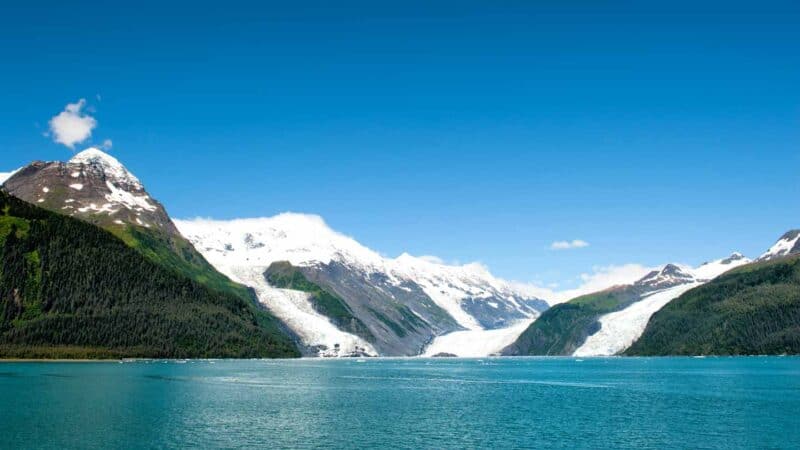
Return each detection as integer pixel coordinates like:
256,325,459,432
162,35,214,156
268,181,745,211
69,147,143,189
758,230,800,262
635,263,695,290
4,148,172,232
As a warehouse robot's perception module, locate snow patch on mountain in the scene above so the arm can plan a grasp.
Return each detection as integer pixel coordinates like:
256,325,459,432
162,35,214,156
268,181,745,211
103,180,156,212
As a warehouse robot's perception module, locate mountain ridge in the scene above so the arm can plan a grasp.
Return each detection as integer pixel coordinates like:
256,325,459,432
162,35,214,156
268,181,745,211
503,252,751,356
176,215,549,356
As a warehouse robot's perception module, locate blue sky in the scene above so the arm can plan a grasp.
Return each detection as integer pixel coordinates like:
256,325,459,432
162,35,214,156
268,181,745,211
1,1,798,289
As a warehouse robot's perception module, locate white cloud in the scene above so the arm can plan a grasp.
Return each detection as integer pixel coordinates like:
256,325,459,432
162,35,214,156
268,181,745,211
550,239,590,250
0,168,21,185
48,99,97,149
102,139,113,150
514,263,656,305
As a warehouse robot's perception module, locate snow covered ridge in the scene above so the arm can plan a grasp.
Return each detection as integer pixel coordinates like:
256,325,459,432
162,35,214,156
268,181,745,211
757,230,800,262
573,252,752,357
175,215,549,356
175,215,547,330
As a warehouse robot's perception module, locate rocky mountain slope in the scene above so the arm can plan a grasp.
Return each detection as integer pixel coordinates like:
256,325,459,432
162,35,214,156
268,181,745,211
175,215,549,356
2,148,255,306
503,254,750,356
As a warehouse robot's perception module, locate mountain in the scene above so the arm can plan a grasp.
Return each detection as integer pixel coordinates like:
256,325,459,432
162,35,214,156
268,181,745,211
503,254,751,356
757,230,800,262
0,190,298,358
2,148,254,305
175,215,548,356
627,231,800,356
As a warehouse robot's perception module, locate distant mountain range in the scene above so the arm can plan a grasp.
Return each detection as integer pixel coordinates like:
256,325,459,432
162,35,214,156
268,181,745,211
1,148,798,357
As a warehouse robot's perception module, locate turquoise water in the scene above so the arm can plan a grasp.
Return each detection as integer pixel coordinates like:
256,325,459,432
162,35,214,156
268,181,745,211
1,357,798,449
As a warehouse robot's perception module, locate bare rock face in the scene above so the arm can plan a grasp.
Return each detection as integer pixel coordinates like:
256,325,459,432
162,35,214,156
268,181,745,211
3,148,177,234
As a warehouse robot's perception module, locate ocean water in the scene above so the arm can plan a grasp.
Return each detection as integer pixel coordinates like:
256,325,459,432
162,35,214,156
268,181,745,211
0,357,798,449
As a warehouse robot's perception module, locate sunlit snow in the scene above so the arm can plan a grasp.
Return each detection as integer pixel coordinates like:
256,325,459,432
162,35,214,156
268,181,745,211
423,320,534,357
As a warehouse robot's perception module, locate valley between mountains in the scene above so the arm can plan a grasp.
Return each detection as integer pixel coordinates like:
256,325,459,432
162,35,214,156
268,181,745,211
1,149,798,358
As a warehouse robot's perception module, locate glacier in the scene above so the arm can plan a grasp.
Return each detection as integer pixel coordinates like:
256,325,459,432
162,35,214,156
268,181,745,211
572,253,751,356
423,320,535,357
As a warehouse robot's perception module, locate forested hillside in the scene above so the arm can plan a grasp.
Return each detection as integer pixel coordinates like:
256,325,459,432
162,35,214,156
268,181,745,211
0,191,298,359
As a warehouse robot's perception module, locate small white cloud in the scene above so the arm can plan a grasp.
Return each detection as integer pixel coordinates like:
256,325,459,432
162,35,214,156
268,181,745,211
550,239,590,250
0,168,22,185
48,99,97,149
102,139,113,150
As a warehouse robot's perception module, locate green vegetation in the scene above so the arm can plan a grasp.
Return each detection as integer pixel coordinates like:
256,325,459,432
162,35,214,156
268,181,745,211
626,256,800,356
369,307,407,337
110,223,256,305
504,288,639,355
0,191,299,359
265,261,375,342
